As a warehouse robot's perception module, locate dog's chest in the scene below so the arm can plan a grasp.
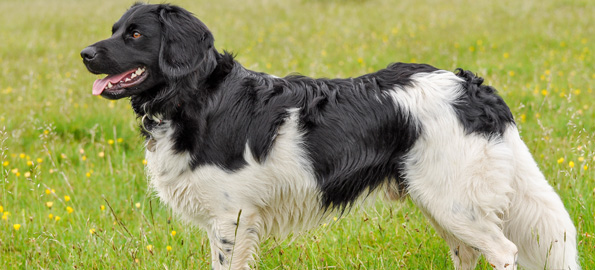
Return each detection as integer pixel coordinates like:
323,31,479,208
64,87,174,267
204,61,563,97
143,123,211,222
142,114,329,235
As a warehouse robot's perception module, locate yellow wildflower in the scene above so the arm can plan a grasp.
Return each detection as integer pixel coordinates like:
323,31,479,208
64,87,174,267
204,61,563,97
171,230,177,237
90,228,96,235
568,161,575,168
557,158,564,164
2,161,8,166
578,157,584,162
146,245,153,251
46,201,54,208
108,139,115,145
100,205,105,211
27,160,33,166
81,155,87,161
166,246,172,251
66,206,74,214
19,153,26,159
135,203,141,208
24,172,31,178
584,165,588,170
0,205,3,213
117,138,124,143
48,214,53,219
55,216,61,221
36,158,43,163
13,224,21,231
98,152,105,158
142,159,148,165
508,71,515,77
64,195,70,202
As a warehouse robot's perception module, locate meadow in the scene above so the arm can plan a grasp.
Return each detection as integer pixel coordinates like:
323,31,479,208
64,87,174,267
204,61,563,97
1,0,594,268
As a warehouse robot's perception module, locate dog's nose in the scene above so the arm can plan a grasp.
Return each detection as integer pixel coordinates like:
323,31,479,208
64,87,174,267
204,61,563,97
80,46,97,61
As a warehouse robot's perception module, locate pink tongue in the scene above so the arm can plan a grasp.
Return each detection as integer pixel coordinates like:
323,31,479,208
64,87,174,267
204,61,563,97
92,69,135,95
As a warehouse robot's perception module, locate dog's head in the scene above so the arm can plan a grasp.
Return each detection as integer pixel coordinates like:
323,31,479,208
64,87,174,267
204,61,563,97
81,3,217,99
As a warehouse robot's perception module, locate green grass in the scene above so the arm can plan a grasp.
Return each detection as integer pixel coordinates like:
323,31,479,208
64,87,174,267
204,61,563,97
1,0,594,269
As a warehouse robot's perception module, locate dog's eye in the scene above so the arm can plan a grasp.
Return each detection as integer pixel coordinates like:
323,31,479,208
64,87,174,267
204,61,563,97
132,31,141,39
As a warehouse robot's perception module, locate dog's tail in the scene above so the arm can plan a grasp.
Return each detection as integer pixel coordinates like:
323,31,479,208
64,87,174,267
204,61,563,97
503,126,580,269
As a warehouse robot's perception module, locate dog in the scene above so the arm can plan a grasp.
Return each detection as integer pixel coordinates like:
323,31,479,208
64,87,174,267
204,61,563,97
81,3,579,269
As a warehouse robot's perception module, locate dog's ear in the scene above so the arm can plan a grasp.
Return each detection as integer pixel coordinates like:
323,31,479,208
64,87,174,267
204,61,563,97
158,5,217,79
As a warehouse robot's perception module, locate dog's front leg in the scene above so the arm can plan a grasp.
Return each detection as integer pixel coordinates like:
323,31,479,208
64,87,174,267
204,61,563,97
207,209,262,270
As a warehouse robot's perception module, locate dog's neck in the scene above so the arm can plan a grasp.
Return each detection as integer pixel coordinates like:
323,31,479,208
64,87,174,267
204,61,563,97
130,51,236,136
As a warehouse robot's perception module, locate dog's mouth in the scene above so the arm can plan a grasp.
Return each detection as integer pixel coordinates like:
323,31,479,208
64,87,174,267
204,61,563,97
92,67,148,96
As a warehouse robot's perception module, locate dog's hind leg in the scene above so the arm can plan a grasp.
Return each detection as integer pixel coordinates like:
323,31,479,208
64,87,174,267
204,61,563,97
405,133,521,270
206,209,262,270
413,195,518,270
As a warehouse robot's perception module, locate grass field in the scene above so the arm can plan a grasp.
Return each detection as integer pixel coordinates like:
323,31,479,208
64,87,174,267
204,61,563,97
1,0,594,269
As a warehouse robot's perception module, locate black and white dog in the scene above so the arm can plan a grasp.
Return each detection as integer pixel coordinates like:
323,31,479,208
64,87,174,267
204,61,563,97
81,3,579,269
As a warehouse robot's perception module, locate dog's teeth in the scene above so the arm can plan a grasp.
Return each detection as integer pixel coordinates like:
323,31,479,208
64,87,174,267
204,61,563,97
107,82,113,88
131,73,137,79
125,78,131,82
136,67,143,75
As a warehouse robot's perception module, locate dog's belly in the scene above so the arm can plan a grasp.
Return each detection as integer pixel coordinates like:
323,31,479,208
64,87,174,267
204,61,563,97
145,110,329,237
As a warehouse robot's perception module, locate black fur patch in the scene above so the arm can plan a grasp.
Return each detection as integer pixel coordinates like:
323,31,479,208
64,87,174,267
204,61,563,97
297,63,438,209
181,62,436,208
220,238,234,245
218,252,225,265
453,69,515,138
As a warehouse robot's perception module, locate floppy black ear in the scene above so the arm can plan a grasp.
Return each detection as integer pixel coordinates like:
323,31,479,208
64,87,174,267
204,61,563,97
158,5,217,79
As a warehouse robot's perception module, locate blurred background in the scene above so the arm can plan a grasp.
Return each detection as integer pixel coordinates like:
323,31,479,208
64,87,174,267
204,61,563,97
0,0,593,269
